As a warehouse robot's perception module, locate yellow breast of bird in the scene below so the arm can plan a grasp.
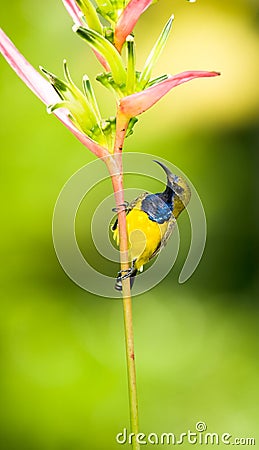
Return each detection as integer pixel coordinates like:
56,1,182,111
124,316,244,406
113,206,169,271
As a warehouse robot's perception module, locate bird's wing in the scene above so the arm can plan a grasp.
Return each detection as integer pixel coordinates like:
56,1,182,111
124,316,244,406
111,192,149,231
150,215,177,259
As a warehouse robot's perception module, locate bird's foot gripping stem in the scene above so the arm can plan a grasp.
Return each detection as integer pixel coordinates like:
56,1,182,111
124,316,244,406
117,267,134,280
115,265,137,291
112,201,129,213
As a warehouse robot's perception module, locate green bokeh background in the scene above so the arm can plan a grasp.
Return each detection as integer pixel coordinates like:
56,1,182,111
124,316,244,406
0,0,259,448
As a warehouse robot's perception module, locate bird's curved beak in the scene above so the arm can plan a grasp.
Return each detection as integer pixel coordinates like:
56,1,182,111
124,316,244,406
153,160,191,206
153,159,177,184
153,159,182,191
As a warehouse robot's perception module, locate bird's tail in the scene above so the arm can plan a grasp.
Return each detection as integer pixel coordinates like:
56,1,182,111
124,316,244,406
115,268,138,291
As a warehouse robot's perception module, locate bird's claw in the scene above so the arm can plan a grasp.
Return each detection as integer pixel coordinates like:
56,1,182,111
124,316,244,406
117,267,134,281
112,201,129,213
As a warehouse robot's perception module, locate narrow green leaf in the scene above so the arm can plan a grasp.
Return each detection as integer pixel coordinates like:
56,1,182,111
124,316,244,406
126,117,138,138
63,59,74,85
75,0,103,34
82,75,102,121
138,15,174,89
147,73,169,88
40,66,67,99
41,64,98,135
126,35,136,94
73,26,127,86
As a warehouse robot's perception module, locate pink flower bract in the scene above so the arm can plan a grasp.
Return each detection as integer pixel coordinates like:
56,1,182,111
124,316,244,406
62,0,83,26
119,70,220,117
114,0,153,52
0,28,109,159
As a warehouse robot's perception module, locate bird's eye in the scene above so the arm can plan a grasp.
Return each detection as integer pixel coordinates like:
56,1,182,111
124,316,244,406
174,184,184,195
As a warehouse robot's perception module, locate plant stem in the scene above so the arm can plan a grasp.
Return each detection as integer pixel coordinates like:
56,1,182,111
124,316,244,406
110,169,140,450
106,111,140,450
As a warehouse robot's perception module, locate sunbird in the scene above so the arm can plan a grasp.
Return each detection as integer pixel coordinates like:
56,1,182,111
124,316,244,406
112,160,191,290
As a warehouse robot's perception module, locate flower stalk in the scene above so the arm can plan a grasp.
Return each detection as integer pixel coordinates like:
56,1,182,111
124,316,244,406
106,143,140,450
109,110,139,449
